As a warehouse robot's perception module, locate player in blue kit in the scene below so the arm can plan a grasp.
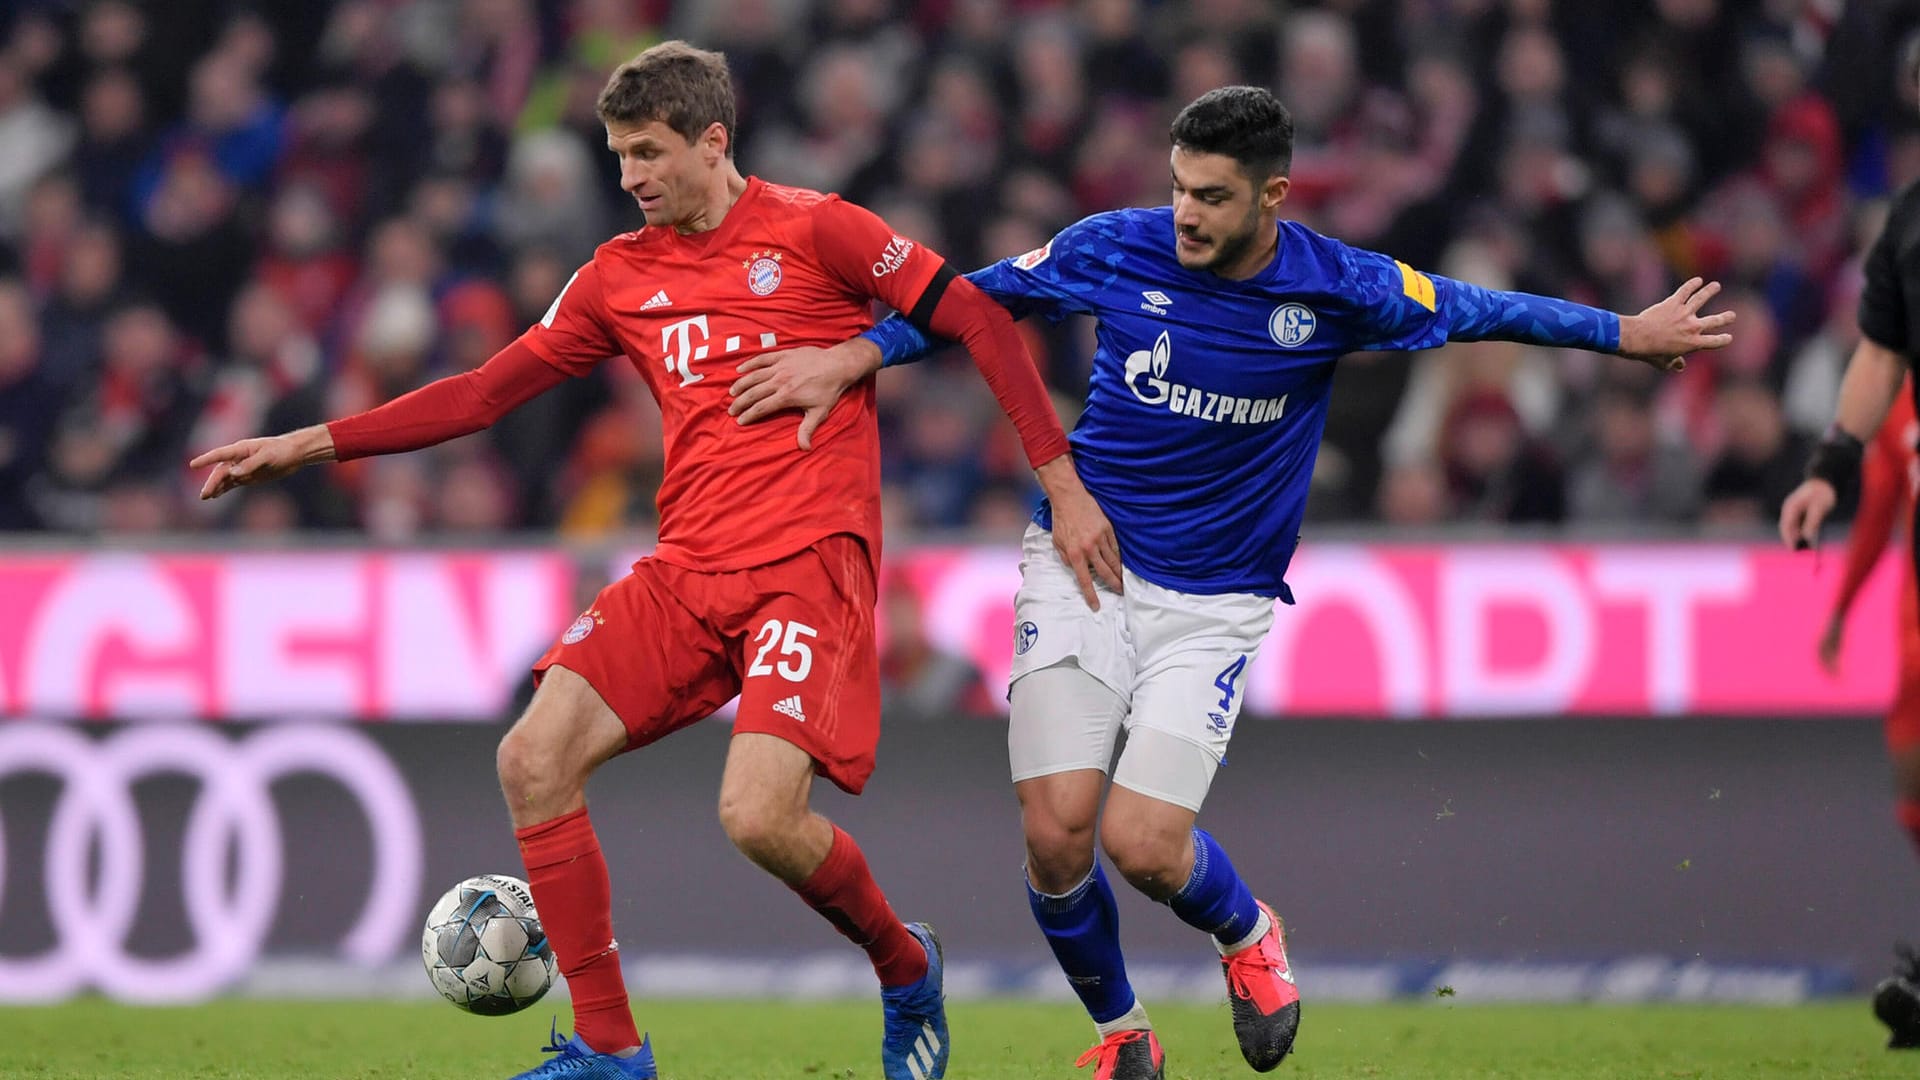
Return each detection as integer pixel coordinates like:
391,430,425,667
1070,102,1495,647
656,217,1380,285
729,87,1733,1078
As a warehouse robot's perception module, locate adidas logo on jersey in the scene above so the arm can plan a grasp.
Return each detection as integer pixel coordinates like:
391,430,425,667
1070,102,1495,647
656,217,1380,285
641,290,672,311
772,695,807,723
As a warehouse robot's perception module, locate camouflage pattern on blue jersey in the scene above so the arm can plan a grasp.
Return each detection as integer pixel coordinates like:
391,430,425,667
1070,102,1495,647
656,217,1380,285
862,209,1619,598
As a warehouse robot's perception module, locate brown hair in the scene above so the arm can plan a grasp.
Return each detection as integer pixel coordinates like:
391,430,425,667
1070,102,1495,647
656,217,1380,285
596,41,737,154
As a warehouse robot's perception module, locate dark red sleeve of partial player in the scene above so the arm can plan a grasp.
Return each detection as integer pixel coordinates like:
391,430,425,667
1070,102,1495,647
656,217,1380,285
810,197,1070,469
922,276,1071,468
326,340,568,461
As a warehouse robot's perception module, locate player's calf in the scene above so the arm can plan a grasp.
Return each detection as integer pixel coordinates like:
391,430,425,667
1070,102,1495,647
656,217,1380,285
500,669,645,1058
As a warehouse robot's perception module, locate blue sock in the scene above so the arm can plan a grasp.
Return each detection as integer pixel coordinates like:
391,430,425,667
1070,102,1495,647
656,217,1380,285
1027,861,1136,1024
1165,828,1262,946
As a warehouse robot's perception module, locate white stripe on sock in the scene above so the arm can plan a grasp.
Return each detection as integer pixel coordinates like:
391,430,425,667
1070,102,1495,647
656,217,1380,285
1094,1000,1151,1039
1219,908,1272,957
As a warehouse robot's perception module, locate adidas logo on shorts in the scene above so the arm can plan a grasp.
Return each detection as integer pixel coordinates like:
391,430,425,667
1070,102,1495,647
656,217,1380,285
772,695,807,723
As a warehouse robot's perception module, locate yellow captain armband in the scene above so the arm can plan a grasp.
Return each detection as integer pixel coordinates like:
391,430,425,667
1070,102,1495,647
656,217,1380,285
1395,260,1436,311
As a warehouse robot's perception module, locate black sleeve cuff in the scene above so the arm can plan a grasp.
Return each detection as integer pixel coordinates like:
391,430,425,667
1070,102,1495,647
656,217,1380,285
1805,425,1865,507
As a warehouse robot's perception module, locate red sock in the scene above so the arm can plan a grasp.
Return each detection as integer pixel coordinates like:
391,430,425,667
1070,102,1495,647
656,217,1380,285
1899,799,1920,863
516,808,640,1053
792,825,929,987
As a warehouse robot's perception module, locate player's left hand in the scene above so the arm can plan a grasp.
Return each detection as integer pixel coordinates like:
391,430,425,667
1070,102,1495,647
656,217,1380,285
1616,277,1736,372
730,340,879,450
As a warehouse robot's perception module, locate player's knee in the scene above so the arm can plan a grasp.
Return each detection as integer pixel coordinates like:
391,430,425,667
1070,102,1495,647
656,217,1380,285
717,787,798,864
1101,825,1191,900
1022,812,1096,893
496,722,585,818
496,728,554,810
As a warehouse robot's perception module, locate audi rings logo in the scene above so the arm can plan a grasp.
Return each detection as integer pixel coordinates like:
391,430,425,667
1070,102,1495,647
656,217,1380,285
0,723,423,1003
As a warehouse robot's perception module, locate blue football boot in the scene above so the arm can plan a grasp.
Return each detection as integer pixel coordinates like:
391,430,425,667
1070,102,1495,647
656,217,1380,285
507,1020,657,1079
880,922,949,1079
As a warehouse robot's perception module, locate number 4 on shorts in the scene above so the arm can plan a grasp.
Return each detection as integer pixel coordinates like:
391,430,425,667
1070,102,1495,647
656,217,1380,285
1214,655,1247,711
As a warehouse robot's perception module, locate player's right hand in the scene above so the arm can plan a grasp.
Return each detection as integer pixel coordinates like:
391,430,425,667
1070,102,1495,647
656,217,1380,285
190,429,322,501
1617,277,1736,371
1778,477,1837,551
1817,615,1845,677
730,340,880,450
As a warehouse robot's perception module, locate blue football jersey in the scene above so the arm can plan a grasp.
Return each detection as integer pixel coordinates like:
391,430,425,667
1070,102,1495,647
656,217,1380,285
868,207,1617,599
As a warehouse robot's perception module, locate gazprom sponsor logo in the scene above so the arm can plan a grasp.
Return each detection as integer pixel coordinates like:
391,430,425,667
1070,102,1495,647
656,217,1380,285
1123,331,1286,425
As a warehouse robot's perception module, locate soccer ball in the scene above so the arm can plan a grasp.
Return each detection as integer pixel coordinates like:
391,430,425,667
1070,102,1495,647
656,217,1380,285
421,873,556,1015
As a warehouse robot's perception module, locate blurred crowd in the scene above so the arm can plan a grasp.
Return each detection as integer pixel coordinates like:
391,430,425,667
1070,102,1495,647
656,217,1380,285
3,0,1920,542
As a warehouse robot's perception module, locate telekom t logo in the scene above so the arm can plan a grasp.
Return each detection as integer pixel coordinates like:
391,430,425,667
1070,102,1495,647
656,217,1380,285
660,314,779,388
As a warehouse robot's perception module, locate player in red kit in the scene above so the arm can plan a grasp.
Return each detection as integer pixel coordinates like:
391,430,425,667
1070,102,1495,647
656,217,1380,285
1815,381,1920,1047
1819,384,1920,765
191,42,1119,1080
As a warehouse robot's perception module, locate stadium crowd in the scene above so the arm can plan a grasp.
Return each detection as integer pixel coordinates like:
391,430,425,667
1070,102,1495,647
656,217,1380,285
1,0,1918,540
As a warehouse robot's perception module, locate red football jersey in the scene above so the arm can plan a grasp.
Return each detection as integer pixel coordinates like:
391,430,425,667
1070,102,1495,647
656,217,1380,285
1835,383,1919,620
520,178,946,572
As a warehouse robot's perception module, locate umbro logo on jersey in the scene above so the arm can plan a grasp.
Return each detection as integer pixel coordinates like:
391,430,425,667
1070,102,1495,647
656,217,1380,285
1140,289,1173,315
772,695,807,723
640,290,672,311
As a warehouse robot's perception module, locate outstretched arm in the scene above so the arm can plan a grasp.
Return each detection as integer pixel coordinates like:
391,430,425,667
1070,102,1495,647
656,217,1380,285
1345,246,1732,368
193,341,566,500
195,260,615,502
1435,275,1732,370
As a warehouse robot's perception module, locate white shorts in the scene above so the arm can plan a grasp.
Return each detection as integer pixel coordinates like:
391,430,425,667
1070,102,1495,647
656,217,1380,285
1007,524,1275,809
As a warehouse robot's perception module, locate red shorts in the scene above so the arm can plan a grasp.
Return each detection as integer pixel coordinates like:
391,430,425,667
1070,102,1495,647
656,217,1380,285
1895,570,1920,754
533,534,881,793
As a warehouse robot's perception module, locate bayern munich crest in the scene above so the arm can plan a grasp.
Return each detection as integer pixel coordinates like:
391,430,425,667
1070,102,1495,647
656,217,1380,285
745,250,783,295
562,610,602,645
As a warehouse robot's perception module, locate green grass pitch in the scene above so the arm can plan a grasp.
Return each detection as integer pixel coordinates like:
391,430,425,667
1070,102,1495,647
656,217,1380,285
0,999,1908,1079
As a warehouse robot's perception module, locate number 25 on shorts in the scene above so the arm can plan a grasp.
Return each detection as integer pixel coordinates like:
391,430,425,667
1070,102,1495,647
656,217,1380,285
748,618,817,681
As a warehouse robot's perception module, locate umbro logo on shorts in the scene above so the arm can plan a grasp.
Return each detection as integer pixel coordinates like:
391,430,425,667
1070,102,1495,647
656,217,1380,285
772,695,807,723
